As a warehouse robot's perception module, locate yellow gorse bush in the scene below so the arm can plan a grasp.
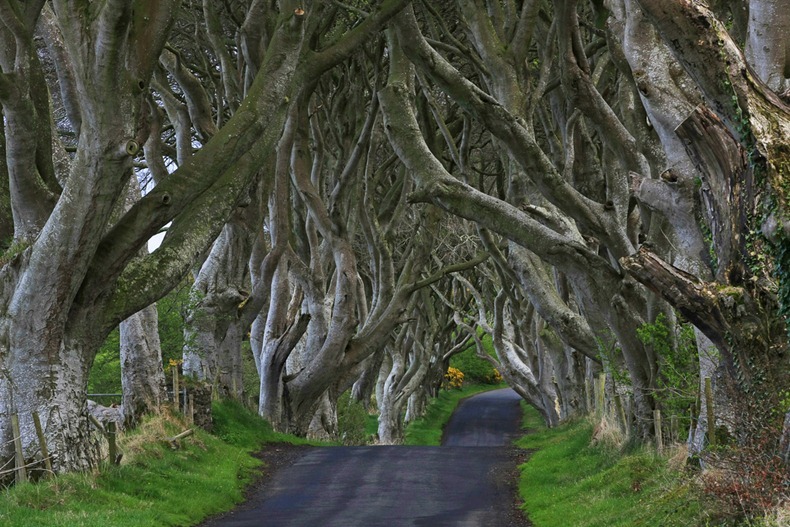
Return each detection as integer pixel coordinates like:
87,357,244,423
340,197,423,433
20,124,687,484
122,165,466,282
443,367,465,390
487,369,503,384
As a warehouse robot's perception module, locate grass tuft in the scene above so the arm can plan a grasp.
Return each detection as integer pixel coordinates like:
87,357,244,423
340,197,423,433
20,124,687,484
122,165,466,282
589,415,627,449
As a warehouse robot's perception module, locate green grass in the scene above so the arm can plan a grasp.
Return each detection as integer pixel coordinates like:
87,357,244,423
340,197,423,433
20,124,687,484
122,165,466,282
212,399,324,448
403,383,506,445
518,406,706,527
364,412,379,436
0,401,325,527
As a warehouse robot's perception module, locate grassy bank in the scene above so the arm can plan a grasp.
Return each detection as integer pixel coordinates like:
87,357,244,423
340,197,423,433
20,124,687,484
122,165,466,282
518,406,706,527
403,383,505,445
0,401,323,527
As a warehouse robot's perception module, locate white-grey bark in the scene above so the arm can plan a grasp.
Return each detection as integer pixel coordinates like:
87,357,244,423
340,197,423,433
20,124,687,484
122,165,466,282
120,304,167,427
377,312,433,444
616,0,723,454
745,0,790,94
182,218,255,399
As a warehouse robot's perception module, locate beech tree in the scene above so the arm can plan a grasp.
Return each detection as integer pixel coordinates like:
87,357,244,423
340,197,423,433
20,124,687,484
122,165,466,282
380,5,661,437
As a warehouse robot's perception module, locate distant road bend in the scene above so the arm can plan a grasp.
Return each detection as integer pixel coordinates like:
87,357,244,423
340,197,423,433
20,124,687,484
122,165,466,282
200,388,528,527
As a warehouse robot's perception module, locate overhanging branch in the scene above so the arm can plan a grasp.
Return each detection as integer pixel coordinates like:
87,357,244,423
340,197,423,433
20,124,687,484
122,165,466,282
407,252,489,293
620,246,731,349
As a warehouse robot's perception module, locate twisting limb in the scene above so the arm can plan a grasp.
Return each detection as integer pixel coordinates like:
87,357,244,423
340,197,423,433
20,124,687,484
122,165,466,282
620,246,730,351
390,5,632,257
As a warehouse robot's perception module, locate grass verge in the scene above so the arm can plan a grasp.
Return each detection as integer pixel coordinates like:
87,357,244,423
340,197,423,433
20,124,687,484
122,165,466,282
403,383,505,445
0,401,324,527
517,406,707,527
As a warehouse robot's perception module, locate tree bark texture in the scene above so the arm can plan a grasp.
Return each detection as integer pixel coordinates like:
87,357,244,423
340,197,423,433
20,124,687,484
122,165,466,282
120,304,167,427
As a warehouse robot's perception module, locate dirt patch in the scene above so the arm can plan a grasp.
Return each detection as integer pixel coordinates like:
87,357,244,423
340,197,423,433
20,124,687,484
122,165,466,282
251,443,313,482
505,446,534,526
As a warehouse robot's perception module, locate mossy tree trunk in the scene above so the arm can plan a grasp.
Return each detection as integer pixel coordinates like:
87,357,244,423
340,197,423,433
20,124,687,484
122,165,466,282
622,0,790,445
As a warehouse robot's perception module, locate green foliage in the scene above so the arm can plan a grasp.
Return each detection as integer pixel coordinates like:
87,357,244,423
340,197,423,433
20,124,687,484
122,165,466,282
336,391,370,445
88,329,121,400
212,399,323,448
450,335,501,384
0,401,320,527
156,280,191,366
240,341,260,398
403,383,504,445
0,239,30,266
636,314,698,425
595,334,630,387
365,411,379,437
777,389,790,416
518,407,707,526
774,236,790,338
87,282,192,399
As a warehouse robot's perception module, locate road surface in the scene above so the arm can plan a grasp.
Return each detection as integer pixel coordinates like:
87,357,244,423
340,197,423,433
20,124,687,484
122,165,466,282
442,388,523,446
200,388,527,526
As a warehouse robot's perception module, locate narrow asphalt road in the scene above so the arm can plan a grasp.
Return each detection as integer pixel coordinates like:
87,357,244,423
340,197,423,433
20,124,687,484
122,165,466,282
200,388,528,526
442,388,523,446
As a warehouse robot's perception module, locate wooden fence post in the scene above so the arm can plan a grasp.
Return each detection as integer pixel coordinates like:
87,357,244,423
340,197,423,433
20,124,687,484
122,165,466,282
10,414,27,484
31,411,52,476
584,379,592,413
670,415,679,443
705,377,716,447
88,414,105,435
595,373,606,417
188,393,195,425
592,377,599,415
172,368,180,405
653,409,664,453
107,421,118,465
166,429,194,449
212,372,220,401
614,394,628,433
